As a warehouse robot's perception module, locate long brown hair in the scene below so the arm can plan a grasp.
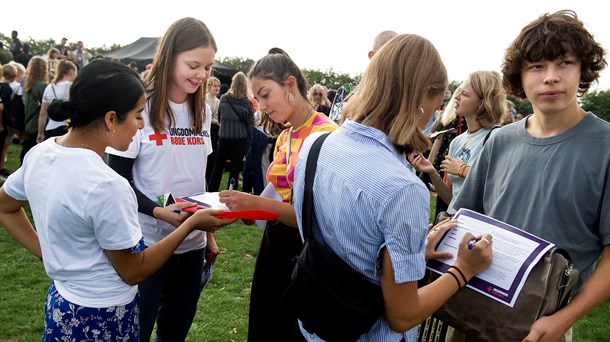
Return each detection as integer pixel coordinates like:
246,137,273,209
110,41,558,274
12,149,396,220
23,56,48,93
144,17,217,133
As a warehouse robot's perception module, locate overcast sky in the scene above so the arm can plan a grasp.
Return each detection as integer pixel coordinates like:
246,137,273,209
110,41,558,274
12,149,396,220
2,0,609,90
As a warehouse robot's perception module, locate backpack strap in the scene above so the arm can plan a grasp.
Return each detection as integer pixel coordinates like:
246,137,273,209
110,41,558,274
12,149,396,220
302,133,330,241
483,125,501,145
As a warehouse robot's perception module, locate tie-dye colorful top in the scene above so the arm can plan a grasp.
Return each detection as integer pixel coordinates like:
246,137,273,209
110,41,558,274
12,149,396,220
266,112,338,202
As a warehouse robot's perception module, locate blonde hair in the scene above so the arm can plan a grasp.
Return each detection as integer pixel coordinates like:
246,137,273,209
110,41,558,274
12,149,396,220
467,71,505,129
307,84,331,107
346,34,447,154
1,64,17,80
227,72,250,98
440,84,461,127
8,61,26,75
207,76,220,89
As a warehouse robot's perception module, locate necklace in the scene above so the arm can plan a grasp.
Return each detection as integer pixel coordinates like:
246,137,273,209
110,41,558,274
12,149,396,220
285,110,316,164
459,131,476,152
57,136,92,151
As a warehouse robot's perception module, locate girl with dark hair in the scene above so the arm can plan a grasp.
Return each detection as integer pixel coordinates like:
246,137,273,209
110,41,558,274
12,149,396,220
219,48,338,341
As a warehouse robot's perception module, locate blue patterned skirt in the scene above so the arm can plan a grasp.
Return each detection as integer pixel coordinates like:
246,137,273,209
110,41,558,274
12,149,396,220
42,281,140,341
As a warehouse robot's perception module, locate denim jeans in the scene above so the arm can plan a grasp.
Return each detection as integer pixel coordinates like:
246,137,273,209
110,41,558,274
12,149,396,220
138,248,205,342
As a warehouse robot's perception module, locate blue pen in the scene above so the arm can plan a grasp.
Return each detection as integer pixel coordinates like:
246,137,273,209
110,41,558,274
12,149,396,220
170,209,182,214
229,178,236,191
467,238,479,250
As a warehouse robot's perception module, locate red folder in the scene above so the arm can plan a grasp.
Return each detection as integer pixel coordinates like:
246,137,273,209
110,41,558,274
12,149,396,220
215,210,278,221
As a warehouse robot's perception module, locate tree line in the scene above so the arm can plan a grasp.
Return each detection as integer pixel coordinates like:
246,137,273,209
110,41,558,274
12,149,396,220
2,34,608,121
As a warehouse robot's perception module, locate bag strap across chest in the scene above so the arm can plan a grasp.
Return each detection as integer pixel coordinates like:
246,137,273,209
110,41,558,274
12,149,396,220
302,133,330,240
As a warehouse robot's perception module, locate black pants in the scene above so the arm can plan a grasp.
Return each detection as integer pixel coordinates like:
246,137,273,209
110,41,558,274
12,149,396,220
20,132,37,165
248,221,306,342
208,138,247,192
0,122,8,167
205,123,219,186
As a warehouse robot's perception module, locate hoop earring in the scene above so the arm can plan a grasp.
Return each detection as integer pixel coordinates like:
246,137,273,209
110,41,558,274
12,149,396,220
106,128,116,138
418,107,424,119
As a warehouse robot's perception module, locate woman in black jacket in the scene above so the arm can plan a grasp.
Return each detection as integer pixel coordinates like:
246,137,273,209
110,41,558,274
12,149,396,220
208,72,254,192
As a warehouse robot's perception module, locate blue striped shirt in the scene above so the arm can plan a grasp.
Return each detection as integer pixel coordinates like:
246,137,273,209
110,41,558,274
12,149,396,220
293,120,430,342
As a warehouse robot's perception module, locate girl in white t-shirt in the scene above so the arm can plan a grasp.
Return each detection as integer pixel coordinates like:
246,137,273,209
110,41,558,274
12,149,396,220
411,70,505,214
37,59,77,142
106,18,220,341
0,60,235,341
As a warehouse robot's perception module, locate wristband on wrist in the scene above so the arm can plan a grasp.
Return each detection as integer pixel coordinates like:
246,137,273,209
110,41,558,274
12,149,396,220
445,270,462,290
458,163,468,178
449,265,469,284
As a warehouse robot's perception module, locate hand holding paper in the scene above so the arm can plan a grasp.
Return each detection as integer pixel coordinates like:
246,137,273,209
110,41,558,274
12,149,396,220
176,192,228,213
178,191,279,224
425,219,457,261
218,190,259,211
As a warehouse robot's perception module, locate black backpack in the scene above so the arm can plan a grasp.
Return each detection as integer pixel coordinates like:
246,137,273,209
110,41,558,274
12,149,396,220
0,82,26,132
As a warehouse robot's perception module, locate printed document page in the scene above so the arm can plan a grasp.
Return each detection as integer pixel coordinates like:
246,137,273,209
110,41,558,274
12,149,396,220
427,209,554,307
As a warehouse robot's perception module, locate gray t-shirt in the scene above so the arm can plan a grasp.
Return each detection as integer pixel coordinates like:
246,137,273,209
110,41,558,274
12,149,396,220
454,113,610,280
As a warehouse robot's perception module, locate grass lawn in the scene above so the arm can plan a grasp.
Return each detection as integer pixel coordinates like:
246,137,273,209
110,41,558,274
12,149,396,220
0,142,608,341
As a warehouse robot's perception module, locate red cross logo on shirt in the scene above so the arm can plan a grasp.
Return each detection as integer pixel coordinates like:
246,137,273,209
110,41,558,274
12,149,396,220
149,131,168,146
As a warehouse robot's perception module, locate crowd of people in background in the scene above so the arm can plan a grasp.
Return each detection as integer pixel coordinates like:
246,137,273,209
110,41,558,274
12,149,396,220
0,29,532,188
0,8,609,342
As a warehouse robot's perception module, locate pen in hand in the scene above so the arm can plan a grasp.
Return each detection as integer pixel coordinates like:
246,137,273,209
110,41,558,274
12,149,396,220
170,209,182,214
468,231,494,249
229,178,236,191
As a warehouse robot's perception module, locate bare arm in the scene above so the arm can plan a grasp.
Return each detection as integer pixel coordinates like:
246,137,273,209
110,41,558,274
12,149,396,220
0,188,42,259
382,231,493,332
219,190,297,227
410,153,453,204
106,209,236,285
204,232,219,267
523,245,610,342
